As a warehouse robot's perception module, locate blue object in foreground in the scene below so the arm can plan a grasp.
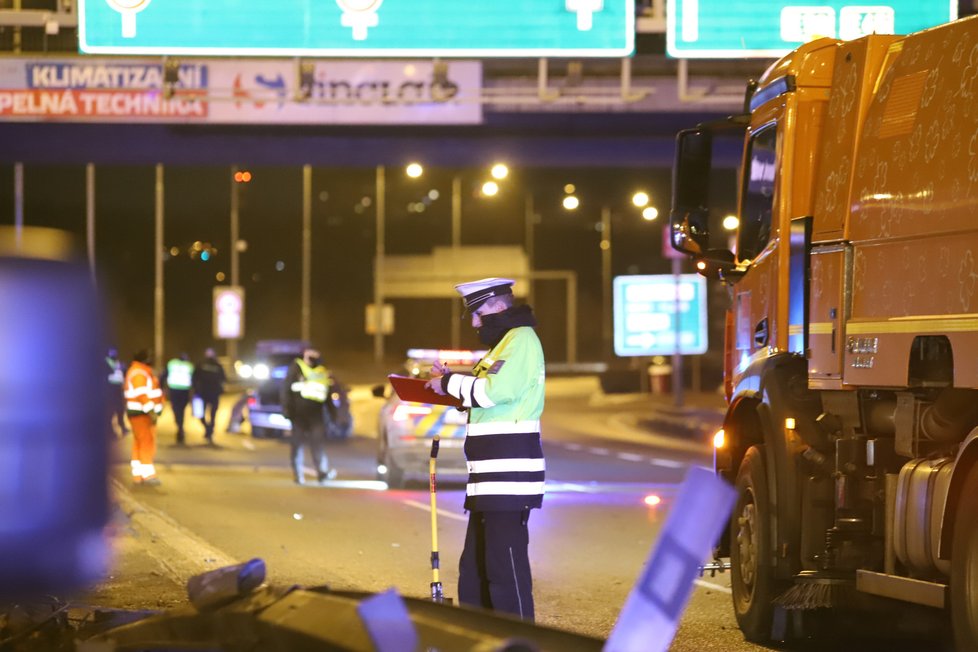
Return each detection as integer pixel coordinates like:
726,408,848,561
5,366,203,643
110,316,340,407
604,466,736,652
356,588,419,652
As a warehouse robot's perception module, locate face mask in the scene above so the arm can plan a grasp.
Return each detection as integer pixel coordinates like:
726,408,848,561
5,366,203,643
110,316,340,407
477,312,508,347
307,356,322,367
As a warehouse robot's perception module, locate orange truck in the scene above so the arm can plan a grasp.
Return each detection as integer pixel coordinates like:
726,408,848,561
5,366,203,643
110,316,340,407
670,14,978,648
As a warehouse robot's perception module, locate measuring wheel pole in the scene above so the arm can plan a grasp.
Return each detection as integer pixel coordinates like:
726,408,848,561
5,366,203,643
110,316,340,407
429,435,444,603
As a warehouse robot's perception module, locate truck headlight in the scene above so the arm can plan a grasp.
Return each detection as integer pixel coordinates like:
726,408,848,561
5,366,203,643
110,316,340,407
253,363,270,380
237,363,253,379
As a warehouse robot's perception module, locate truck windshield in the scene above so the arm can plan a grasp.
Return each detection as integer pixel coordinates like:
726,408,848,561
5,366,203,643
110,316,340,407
737,124,777,261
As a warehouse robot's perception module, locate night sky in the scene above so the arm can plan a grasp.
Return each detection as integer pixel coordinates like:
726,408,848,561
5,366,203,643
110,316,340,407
0,161,721,370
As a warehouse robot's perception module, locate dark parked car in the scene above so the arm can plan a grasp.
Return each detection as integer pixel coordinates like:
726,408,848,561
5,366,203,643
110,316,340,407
240,340,352,439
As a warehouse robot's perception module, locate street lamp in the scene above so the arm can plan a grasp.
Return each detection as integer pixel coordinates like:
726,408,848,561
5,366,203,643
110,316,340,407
405,162,507,348
563,191,657,359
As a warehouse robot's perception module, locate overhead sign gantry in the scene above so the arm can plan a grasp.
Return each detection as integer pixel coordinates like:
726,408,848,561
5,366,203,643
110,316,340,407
666,0,956,58
80,0,634,57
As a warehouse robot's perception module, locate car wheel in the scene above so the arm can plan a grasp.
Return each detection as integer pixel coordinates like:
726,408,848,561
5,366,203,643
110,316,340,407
731,445,778,643
251,426,272,439
951,462,978,650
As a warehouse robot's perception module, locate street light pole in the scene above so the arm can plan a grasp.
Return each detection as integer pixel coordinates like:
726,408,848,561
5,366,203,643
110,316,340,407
228,165,240,365
600,205,612,359
13,162,23,249
525,192,535,307
86,163,96,283
301,164,312,344
672,256,685,408
154,164,165,366
374,165,386,363
451,174,462,349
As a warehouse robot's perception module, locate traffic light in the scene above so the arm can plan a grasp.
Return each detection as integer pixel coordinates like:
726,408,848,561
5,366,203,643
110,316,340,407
233,170,252,183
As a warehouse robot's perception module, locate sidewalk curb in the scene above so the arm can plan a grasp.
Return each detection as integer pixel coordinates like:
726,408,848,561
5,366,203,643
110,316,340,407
111,478,237,587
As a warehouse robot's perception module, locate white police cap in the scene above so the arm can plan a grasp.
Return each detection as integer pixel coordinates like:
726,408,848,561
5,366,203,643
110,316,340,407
454,277,515,312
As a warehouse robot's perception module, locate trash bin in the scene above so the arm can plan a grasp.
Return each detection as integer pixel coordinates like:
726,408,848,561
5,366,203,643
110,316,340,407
647,363,672,394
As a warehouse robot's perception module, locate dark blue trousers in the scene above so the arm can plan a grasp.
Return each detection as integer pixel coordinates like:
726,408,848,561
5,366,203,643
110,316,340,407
169,389,190,441
458,509,534,621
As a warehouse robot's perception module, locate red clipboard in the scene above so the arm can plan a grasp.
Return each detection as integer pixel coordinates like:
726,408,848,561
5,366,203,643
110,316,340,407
388,374,463,409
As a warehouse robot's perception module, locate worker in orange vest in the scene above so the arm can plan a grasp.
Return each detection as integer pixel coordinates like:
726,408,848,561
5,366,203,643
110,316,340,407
125,349,164,486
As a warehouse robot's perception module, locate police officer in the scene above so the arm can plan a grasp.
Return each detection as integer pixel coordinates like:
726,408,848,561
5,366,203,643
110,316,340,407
282,347,335,485
106,347,128,437
162,352,194,445
426,277,546,621
192,347,226,444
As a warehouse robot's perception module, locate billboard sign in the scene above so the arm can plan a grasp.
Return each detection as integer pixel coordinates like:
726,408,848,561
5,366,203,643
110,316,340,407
80,0,634,58
613,274,708,357
666,0,956,58
0,58,482,124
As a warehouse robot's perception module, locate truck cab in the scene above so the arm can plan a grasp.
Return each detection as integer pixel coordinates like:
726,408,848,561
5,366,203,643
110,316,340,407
671,16,978,649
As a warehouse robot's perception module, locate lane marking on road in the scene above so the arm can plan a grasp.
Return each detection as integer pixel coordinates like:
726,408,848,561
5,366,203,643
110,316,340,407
694,578,732,594
402,499,468,522
616,452,646,462
563,442,584,451
588,447,610,456
650,458,686,469
312,479,389,491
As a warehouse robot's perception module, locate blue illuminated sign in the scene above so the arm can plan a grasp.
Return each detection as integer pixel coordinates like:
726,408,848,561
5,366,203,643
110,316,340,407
613,274,708,357
79,0,634,57
666,0,956,58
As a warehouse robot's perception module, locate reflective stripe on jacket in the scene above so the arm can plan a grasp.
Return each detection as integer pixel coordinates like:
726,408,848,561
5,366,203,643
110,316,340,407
445,326,546,512
291,359,329,403
125,361,164,416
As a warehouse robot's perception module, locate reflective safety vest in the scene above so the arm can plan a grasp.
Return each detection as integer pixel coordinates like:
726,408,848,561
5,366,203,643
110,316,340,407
166,358,194,390
444,326,546,512
106,357,124,385
291,359,329,403
125,361,164,417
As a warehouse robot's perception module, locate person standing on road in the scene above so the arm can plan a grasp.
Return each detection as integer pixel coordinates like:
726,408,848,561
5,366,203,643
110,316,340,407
162,352,194,445
106,347,128,437
192,347,226,445
425,277,546,621
125,349,164,486
282,347,335,485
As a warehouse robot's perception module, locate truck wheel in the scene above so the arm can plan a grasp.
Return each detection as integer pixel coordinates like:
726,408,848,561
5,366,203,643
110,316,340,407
951,462,978,650
731,445,777,643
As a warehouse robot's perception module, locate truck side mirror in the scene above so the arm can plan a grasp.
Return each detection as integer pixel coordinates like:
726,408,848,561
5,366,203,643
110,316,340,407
671,128,714,256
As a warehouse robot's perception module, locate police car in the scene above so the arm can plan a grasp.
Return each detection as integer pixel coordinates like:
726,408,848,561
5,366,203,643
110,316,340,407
374,349,485,488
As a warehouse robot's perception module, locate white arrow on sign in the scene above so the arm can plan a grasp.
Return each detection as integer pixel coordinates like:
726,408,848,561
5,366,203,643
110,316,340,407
565,0,603,31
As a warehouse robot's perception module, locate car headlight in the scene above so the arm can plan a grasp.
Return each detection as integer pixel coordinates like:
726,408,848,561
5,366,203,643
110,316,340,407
237,363,253,379
253,363,270,380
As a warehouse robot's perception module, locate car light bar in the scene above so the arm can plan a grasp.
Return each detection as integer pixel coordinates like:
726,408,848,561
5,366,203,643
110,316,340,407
392,404,433,421
406,348,488,365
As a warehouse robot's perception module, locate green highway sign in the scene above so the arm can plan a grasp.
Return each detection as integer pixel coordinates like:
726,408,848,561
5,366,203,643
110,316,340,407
666,0,956,58
613,274,708,357
80,0,634,57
